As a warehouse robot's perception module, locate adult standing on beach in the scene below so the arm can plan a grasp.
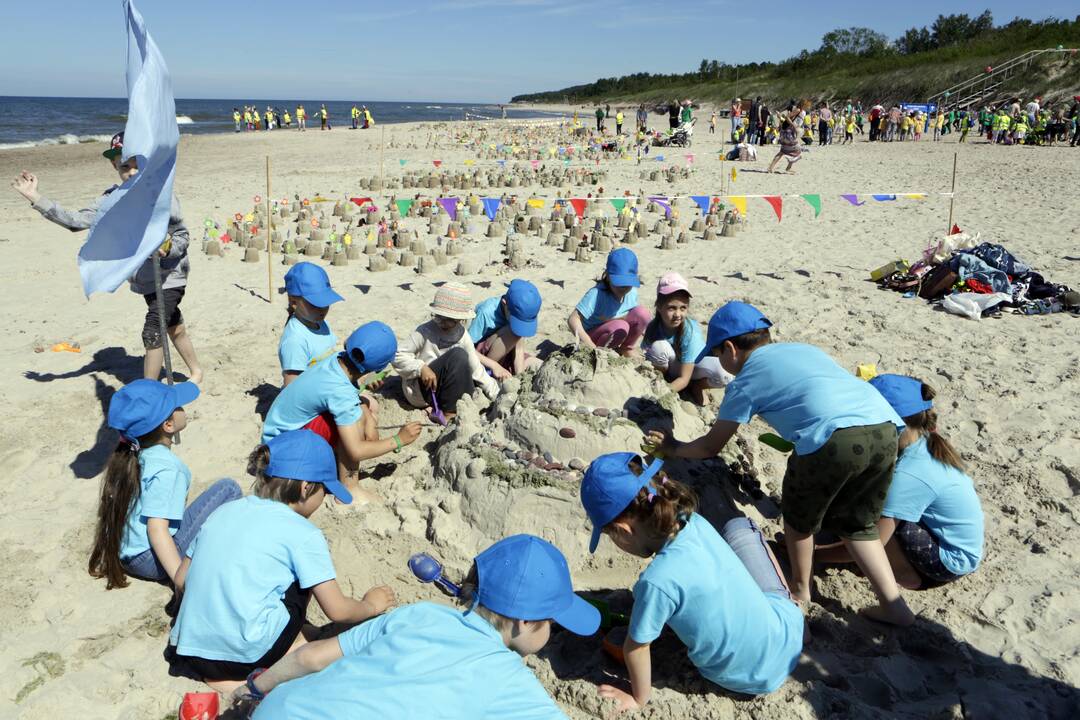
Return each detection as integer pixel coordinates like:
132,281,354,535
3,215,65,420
10,133,203,383
636,104,648,132
595,106,605,132
757,100,770,146
668,100,679,131
296,104,306,131
818,103,832,147
731,98,743,140
320,104,329,130
748,97,761,144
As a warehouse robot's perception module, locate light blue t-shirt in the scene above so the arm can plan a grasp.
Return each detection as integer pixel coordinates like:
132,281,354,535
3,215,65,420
253,602,566,720
261,355,362,443
629,513,803,695
169,496,336,663
119,444,190,560
882,437,984,575
575,285,639,331
718,343,904,455
643,317,706,364
468,296,507,344
279,316,338,373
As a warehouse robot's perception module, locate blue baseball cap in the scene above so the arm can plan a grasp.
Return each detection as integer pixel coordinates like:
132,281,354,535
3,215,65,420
266,429,352,504
869,374,932,419
695,301,772,362
503,279,542,338
605,248,640,287
284,262,344,308
107,379,199,441
581,452,664,553
343,321,397,373
475,534,600,636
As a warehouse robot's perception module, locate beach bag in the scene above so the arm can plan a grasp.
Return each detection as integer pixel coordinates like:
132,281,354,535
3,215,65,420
918,264,958,300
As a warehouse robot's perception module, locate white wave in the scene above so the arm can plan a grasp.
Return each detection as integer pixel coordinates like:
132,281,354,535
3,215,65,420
425,105,443,109
176,115,195,124
0,133,113,151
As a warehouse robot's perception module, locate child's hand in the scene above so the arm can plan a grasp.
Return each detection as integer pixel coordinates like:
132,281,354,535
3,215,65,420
419,364,438,390
397,421,423,446
12,170,41,204
362,585,396,615
641,430,668,456
598,684,642,715
491,364,512,381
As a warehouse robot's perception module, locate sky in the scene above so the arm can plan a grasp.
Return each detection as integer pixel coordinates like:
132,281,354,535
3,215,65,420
0,1,1075,102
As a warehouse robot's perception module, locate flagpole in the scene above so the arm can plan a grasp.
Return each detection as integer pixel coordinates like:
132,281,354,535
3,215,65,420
945,151,957,235
266,156,272,302
151,249,179,443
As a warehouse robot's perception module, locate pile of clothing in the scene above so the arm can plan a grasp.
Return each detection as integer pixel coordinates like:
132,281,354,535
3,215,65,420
876,239,1078,319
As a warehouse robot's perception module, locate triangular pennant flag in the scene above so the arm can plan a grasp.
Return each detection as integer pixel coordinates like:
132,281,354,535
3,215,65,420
690,195,710,215
568,198,586,218
872,194,896,201
349,197,373,207
731,167,737,183
729,196,747,217
526,198,546,209
437,197,458,221
563,158,571,166
497,159,507,167
903,193,926,200
685,153,695,164
763,196,782,222
950,223,962,235
464,159,475,166
530,159,539,169
482,197,501,221
655,155,665,162
610,198,627,213
800,194,821,218
399,159,407,166
649,196,672,218
395,199,414,217
840,194,865,206
433,160,442,168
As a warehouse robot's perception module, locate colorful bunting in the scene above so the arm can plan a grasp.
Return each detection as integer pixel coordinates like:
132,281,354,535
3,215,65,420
526,198,546,209
482,197,501,221
690,195,710,215
497,159,506,168
685,153,695,164
395,199,414,217
649,196,672,218
610,198,627,213
800,194,821,218
437,197,458,221
349,197,373,207
464,159,475,166
872,194,896,201
729,196,747,217
530,159,539,169
655,155,665,162
903,194,926,200
763,196,783,222
569,198,587,218
840,194,865,206
433,160,442,168
399,159,407,166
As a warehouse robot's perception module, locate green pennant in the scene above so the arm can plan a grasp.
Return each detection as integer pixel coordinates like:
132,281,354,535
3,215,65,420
800,194,821,218
610,198,627,213
396,199,414,216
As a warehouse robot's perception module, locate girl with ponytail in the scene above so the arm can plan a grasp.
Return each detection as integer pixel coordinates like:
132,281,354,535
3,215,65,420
817,375,984,590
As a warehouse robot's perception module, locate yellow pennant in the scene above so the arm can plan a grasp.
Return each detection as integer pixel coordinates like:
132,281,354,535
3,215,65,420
903,193,926,200
731,168,738,183
527,199,546,208
464,159,475,166
729,196,747,217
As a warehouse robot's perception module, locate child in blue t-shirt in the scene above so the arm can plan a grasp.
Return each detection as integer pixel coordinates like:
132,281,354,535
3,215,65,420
567,248,650,357
166,430,396,692
580,453,802,711
641,272,732,404
468,279,543,379
88,379,241,589
279,262,344,387
263,321,422,499
647,301,914,626
817,375,984,589
235,535,600,719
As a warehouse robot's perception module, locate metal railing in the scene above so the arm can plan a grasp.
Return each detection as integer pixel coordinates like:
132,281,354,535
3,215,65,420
927,47,1077,112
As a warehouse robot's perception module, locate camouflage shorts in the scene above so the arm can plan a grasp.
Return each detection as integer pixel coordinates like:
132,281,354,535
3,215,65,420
781,422,898,540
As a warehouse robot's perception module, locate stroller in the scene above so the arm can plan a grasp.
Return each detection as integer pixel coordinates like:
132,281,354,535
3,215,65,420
654,119,695,147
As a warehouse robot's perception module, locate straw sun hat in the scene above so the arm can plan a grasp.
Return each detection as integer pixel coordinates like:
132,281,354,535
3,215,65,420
430,282,475,320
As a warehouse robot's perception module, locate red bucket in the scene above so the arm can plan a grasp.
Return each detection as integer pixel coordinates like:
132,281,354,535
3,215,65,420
179,691,219,720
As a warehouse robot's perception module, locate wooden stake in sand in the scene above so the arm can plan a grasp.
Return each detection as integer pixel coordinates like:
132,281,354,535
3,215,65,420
151,250,179,444
946,152,958,236
266,156,273,302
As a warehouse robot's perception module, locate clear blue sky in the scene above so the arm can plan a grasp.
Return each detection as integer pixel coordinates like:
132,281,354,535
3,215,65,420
0,1,1074,102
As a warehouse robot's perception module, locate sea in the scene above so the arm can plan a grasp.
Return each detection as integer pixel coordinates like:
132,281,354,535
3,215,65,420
0,97,561,150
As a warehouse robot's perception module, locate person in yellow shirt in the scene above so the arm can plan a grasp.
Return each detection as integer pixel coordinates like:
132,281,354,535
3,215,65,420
351,105,360,130
320,104,329,131
283,110,292,128
364,106,374,128
899,114,911,142
264,107,274,131
296,105,306,131
615,110,624,135
242,108,252,131
233,109,241,132
842,114,855,144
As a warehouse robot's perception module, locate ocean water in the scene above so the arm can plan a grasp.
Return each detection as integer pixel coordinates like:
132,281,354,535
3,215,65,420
0,97,560,149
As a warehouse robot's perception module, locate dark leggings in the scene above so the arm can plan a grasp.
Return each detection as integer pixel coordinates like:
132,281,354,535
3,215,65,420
428,346,474,413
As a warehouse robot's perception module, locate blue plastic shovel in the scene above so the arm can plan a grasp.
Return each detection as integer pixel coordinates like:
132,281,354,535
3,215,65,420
409,552,461,597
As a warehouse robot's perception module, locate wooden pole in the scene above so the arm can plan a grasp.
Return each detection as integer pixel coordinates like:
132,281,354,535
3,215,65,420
266,156,272,301
945,152,957,235
379,126,386,189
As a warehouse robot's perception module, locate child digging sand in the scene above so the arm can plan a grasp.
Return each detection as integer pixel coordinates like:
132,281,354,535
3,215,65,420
279,262,344,387
468,279,543,380
568,248,650,357
580,453,802,711
641,272,732,404
393,282,500,425
166,429,395,694
262,322,422,499
645,302,914,625
816,375,984,590
88,380,241,589
12,132,203,382
236,534,599,718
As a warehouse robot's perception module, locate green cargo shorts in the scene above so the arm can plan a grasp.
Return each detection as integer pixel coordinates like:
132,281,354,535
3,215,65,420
781,422,898,540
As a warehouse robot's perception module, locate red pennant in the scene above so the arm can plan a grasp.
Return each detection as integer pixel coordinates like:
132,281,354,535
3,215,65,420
433,160,442,168
349,197,373,207
950,223,962,235
569,198,586,218
763,195,783,222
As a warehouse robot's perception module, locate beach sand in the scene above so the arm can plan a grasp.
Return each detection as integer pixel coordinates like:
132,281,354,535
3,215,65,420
0,116,1077,719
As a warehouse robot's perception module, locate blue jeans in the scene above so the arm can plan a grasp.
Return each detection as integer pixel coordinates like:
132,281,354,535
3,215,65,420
721,517,790,598
122,478,242,581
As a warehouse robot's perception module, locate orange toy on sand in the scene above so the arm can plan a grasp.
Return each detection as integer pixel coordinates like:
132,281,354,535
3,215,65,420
602,626,628,665
51,342,81,353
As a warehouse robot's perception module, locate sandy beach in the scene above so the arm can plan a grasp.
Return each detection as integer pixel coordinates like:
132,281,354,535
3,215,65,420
0,116,1078,719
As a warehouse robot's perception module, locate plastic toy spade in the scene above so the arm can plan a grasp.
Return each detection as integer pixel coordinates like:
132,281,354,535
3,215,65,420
409,553,461,597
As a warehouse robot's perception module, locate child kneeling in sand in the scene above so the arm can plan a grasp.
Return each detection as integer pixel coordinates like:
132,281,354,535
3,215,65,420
568,248,650,357
468,279,543,379
581,453,802,710
263,322,422,498
393,283,500,425
642,272,732,404
816,375,984,589
279,262,344,387
88,380,241,589
235,535,600,719
166,430,395,693
646,302,914,625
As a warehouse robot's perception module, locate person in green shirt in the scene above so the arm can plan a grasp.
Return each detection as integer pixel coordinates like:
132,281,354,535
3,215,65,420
680,102,693,126
595,107,605,132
